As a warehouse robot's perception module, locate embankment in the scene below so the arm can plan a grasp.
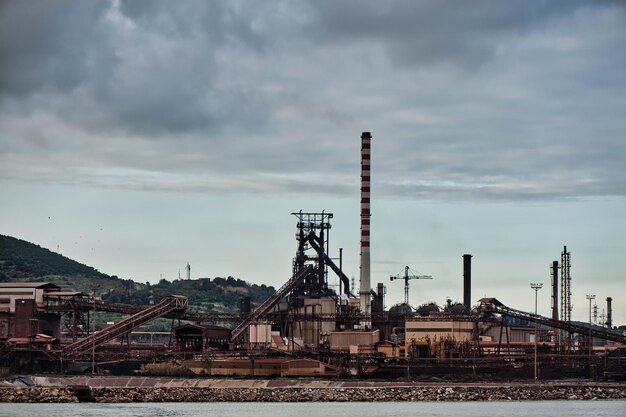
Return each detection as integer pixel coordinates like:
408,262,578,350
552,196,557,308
1,377,625,403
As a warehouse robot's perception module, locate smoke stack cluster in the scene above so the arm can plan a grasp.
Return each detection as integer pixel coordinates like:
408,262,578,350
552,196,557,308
463,254,472,311
606,297,613,329
359,132,372,317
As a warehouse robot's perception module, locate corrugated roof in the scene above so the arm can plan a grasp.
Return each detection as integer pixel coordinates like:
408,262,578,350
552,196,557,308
0,282,60,289
173,323,229,331
330,329,380,334
44,291,85,297
8,334,56,343
478,297,504,307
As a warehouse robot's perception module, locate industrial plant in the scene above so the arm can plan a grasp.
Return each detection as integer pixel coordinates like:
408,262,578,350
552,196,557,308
1,132,625,380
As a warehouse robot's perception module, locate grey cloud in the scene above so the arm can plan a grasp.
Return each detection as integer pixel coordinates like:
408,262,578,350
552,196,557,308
0,0,295,136
0,1,110,96
0,0,625,202
306,0,611,67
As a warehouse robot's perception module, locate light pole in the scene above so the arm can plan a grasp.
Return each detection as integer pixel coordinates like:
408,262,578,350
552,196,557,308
530,283,543,381
586,294,595,367
92,288,96,375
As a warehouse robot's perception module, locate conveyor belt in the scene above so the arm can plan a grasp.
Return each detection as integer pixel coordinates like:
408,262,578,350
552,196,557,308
482,301,626,344
230,266,312,341
64,295,187,353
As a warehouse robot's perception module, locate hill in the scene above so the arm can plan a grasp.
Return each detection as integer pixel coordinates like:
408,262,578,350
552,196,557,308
0,234,126,295
0,234,274,313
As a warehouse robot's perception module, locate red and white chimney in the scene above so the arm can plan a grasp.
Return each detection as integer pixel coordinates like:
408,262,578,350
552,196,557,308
359,132,372,318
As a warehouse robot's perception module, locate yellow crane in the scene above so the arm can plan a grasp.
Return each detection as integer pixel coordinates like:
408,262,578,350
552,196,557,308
390,265,432,306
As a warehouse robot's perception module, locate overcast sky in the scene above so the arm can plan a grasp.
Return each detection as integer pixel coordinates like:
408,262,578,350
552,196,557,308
1,0,625,325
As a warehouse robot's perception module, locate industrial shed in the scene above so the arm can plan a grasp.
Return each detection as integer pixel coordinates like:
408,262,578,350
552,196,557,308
173,323,230,352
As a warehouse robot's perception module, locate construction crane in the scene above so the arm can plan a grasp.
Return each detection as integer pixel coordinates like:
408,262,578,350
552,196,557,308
390,265,433,305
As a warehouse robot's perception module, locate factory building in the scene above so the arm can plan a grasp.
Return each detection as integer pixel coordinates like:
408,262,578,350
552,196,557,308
0,282,63,340
287,296,337,349
405,318,475,345
330,329,380,353
0,282,60,313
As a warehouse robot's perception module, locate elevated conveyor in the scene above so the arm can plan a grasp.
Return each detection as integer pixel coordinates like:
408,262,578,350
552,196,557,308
64,295,188,353
480,298,626,344
230,265,313,342
67,299,145,315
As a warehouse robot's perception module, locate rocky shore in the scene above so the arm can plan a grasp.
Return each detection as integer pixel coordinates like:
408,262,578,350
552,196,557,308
0,387,78,403
1,384,625,403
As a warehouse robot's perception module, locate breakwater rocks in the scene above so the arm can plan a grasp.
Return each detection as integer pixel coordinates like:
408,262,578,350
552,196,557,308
2,385,626,403
0,387,78,403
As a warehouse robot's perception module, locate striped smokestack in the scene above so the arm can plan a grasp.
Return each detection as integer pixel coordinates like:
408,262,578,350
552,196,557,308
359,132,372,318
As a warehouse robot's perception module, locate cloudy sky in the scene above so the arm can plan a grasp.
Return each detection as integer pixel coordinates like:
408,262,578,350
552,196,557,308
1,0,625,324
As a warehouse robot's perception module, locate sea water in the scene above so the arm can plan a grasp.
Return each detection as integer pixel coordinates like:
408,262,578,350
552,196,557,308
1,400,625,417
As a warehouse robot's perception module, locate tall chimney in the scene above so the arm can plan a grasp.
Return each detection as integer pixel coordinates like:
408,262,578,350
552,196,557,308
551,261,559,322
359,132,372,318
463,254,472,311
606,297,613,329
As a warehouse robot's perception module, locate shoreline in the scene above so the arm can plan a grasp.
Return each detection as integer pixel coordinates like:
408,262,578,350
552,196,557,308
1,376,625,403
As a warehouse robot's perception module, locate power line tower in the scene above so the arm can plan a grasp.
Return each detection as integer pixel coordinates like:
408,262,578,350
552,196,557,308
390,265,432,306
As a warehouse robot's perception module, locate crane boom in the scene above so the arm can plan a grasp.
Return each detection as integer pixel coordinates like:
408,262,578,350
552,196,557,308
390,265,432,305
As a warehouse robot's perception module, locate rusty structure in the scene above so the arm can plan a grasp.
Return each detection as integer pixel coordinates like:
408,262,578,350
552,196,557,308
63,295,188,356
1,270,624,377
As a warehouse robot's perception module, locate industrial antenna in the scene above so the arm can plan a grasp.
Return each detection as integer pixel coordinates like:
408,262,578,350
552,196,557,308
390,265,432,306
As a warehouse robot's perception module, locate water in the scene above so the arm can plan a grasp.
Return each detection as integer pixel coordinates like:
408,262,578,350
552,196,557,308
0,401,625,417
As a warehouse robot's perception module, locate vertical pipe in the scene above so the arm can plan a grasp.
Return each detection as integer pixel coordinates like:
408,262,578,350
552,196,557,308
339,247,343,300
463,254,472,311
360,132,372,320
319,214,326,286
606,297,613,329
92,289,96,375
551,261,559,322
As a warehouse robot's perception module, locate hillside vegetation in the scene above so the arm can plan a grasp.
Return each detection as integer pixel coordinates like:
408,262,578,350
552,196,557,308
0,234,274,313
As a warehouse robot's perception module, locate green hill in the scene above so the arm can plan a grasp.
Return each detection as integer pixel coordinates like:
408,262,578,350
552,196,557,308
0,234,125,295
0,234,274,313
